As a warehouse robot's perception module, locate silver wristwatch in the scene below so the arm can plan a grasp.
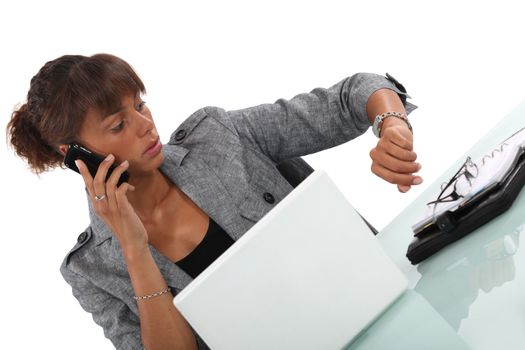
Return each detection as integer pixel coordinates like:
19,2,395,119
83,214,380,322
372,111,412,138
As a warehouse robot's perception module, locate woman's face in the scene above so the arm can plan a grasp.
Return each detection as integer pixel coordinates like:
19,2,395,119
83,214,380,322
75,93,164,176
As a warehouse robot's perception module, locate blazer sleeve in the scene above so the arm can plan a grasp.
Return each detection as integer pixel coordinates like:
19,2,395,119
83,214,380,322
60,264,145,350
60,259,210,350
221,72,417,163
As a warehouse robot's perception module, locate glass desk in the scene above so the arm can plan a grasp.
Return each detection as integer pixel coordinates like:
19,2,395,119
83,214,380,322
348,101,525,350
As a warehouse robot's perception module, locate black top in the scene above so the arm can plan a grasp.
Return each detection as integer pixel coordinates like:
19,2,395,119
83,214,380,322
175,218,235,278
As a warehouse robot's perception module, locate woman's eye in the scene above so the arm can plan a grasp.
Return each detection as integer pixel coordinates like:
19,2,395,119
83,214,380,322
137,101,147,111
111,120,125,132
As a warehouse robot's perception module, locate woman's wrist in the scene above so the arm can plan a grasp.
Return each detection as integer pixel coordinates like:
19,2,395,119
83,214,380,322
122,242,151,264
380,116,411,137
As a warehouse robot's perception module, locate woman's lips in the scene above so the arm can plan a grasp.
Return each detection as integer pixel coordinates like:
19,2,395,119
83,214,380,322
144,138,162,156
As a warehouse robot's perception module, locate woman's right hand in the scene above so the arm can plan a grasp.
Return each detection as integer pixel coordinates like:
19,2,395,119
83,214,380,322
76,154,149,254
77,155,198,349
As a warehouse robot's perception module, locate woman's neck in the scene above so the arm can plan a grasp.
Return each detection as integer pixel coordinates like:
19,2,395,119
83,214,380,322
126,168,174,221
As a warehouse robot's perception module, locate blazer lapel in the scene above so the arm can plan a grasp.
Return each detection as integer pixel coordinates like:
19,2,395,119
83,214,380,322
161,143,247,240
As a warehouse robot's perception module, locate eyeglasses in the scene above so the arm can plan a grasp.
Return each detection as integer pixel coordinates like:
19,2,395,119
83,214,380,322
427,156,479,207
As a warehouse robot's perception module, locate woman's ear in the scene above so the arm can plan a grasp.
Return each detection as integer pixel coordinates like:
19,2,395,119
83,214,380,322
58,144,69,156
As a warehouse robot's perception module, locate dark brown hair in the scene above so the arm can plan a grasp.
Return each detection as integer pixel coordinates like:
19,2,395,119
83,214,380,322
6,53,146,174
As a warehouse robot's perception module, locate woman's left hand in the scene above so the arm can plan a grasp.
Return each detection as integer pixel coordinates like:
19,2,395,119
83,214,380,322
369,118,423,192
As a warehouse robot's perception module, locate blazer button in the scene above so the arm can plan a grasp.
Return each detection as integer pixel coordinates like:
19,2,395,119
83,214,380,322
263,192,275,204
77,231,88,244
175,129,187,141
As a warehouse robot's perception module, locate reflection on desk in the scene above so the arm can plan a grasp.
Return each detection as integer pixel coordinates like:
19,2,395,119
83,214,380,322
414,207,523,331
347,290,471,350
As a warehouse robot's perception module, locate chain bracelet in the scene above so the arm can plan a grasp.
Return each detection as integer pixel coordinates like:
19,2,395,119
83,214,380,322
133,287,171,301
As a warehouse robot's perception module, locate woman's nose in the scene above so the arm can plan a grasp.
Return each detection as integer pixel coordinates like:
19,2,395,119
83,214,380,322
135,112,154,136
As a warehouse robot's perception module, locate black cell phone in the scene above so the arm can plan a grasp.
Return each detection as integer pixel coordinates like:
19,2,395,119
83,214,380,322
64,143,130,186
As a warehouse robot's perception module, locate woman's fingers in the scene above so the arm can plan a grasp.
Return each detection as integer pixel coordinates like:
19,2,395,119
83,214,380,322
370,147,421,174
92,154,115,200
381,123,413,151
75,159,94,197
75,155,120,210
378,139,417,162
370,140,423,190
106,160,130,210
115,182,135,212
397,184,412,193
369,123,424,191
371,162,423,187
106,159,129,188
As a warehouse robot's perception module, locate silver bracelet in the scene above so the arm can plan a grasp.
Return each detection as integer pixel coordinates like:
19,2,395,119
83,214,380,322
133,287,171,301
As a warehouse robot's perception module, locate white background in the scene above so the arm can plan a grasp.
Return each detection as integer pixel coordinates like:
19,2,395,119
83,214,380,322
1,0,524,348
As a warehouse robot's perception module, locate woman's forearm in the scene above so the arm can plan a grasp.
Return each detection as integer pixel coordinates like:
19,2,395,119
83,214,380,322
365,88,406,124
124,246,198,350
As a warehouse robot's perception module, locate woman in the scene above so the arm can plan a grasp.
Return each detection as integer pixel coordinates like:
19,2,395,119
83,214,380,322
7,53,422,349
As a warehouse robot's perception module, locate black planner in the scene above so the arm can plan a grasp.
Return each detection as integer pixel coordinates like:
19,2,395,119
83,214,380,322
407,128,525,264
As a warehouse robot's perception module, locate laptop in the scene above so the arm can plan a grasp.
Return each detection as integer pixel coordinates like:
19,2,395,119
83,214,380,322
174,170,408,350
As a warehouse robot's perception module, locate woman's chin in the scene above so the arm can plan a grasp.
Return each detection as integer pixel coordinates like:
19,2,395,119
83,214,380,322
127,153,163,175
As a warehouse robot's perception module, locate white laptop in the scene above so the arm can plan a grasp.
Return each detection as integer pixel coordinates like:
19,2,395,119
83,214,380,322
174,170,408,350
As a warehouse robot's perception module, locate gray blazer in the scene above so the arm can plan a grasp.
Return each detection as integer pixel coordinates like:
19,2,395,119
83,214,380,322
60,73,416,349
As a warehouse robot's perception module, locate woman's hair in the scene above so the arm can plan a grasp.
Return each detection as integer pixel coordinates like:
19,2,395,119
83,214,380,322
6,53,146,174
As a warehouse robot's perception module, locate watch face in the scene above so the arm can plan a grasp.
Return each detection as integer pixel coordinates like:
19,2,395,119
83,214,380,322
372,115,384,138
